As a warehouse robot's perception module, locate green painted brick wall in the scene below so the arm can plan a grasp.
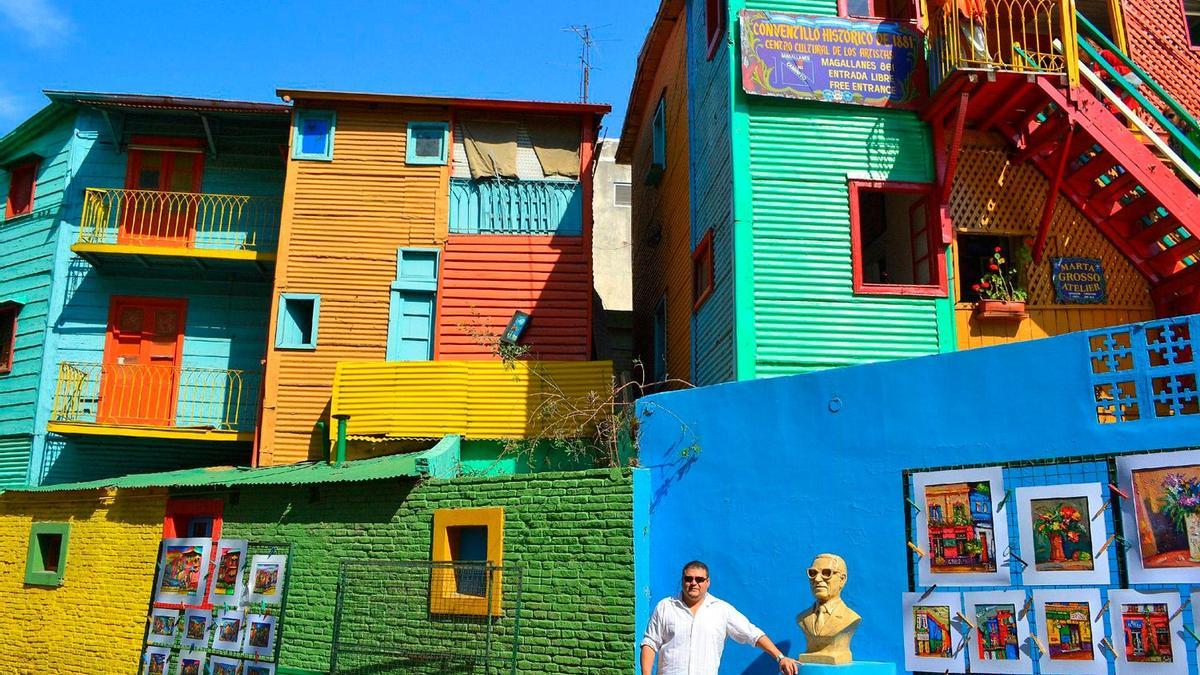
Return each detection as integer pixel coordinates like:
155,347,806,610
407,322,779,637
217,468,636,673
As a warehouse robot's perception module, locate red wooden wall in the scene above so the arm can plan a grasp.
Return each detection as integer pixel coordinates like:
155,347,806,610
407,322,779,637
1123,0,1200,119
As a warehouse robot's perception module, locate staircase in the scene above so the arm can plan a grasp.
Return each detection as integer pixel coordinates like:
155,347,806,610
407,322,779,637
924,2,1200,315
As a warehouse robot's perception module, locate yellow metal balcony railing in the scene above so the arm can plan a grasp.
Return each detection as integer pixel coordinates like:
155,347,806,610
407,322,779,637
331,360,614,440
928,0,1080,90
78,187,281,255
50,361,260,439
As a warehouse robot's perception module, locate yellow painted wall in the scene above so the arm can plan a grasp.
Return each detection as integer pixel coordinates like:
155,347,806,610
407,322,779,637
261,101,452,465
949,138,1156,350
0,489,166,673
630,12,692,383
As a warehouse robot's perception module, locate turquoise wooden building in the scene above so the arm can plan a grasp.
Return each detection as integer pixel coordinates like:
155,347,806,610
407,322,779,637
0,92,288,486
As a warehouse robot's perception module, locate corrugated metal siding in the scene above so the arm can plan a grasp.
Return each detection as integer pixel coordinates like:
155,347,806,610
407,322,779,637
747,100,940,376
745,0,834,13
688,0,736,386
1122,0,1200,119
630,12,693,383
0,436,31,487
262,102,452,465
437,235,591,360
331,360,613,439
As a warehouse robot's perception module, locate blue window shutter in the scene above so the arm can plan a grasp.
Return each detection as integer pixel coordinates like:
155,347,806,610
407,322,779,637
276,294,320,349
292,110,336,161
387,248,440,361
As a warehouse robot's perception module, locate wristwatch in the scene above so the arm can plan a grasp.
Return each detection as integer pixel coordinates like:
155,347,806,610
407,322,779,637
775,654,786,663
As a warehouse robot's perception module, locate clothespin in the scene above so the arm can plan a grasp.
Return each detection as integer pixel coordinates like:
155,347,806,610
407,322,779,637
1183,624,1200,643
1029,634,1047,655
1007,551,1029,571
1095,599,1111,622
1095,534,1117,558
1099,638,1117,656
1109,483,1129,500
1169,598,1190,622
1092,499,1111,520
956,611,977,631
906,498,923,513
907,541,927,558
1019,595,1034,621
997,489,1012,512
920,584,938,600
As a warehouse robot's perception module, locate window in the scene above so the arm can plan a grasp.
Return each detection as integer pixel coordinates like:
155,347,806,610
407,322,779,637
651,296,667,382
292,110,336,161
25,522,70,586
387,248,439,361
841,0,917,21
406,122,450,165
647,96,667,184
276,293,320,350
614,182,632,207
957,234,1023,303
0,302,18,375
431,507,504,616
693,230,714,313
5,158,38,219
1186,1,1200,48
162,499,224,540
848,181,946,296
706,0,728,60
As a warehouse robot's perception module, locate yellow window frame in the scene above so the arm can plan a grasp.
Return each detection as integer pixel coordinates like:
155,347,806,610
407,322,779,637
430,507,504,616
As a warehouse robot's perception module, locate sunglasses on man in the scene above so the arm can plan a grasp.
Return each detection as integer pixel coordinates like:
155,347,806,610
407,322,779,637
682,575,708,584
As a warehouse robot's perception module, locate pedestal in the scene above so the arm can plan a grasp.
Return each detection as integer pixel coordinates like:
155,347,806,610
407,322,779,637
797,662,896,675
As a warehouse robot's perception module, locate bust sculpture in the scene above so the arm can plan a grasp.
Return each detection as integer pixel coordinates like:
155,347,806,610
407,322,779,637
795,553,861,665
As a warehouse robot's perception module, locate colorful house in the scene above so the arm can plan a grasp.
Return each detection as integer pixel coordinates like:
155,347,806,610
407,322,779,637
620,0,1200,386
1045,602,1094,659
1121,603,1173,661
257,90,615,470
0,92,289,486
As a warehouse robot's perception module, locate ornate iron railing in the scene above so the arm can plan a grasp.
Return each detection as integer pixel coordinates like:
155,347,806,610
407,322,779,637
50,361,260,432
78,187,281,252
928,0,1080,90
448,178,583,235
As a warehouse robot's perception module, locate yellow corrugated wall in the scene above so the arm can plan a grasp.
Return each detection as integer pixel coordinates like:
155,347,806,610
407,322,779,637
260,101,452,465
332,360,614,439
0,489,166,673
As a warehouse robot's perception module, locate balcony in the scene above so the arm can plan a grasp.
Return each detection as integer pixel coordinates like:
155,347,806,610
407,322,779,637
448,178,582,235
72,188,281,274
48,362,260,442
330,360,613,440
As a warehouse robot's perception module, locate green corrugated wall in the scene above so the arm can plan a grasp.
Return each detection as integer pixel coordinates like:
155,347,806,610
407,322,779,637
0,436,31,487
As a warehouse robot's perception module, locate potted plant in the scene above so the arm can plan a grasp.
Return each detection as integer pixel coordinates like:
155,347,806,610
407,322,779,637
1159,473,1200,562
972,246,1028,320
1033,503,1087,563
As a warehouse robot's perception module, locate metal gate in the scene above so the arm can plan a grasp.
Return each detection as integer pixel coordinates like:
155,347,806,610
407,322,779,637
330,561,523,674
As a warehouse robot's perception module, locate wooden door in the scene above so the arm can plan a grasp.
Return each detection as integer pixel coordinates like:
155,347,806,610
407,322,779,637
98,297,187,426
119,137,204,247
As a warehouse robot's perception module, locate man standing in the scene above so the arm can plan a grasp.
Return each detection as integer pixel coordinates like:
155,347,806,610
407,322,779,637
641,561,798,675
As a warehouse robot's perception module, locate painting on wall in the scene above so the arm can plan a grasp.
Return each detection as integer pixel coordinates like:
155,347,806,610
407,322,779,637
244,663,276,675
243,613,277,659
248,554,287,604
209,655,242,675
963,590,1032,674
180,609,211,649
1117,450,1200,583
178,650,206,675
1016,483,1111,585
1032,588,1105,675
141,645,171,675
913,467,1010,585
211,609,245,652
1107,589,1187,674
153,537,212,605
901,591,966,673
146,608,180,646
208,539,248,605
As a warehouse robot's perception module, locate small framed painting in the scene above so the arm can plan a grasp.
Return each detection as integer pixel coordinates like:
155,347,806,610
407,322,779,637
962,590,1033,674
902,591,966,673
1107,589,1187,674
180,609,210,649
248,554,287,604
209,655,242,675
1117,450,1200,584
211,609,245,652
912,466,1011,586
146,607,180,646
208,539,248,606
1015,483,1112,585
243,613,277,659
178,650,206,675
1032,588,1105,675
141,645,171,675
153,537,212,605
245,661,277,675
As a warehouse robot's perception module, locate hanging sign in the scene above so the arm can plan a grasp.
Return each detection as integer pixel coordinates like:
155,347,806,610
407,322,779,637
739,10,925,109
1051,257,1107,304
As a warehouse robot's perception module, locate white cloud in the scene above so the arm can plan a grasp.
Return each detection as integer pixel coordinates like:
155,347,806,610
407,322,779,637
0,0,72,48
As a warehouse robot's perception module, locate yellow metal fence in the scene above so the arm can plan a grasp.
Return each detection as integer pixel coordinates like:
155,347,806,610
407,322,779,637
50,361,260,431
331,360,614,440
928,0,1080,89
78,188,281,252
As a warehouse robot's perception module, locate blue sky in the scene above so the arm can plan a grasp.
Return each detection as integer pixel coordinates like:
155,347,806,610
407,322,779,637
0,0,659,137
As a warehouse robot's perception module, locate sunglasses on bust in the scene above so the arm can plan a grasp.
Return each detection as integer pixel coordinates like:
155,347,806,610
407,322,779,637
682,575,708,584
807,567,841,580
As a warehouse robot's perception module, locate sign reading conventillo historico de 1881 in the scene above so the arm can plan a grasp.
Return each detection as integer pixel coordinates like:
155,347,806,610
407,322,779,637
739,10,925,109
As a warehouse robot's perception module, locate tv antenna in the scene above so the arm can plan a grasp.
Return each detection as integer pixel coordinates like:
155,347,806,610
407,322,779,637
564,24,595,102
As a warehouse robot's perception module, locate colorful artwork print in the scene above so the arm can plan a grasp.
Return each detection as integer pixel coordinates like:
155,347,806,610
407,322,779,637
913,605,953,658
255,564,278,596
249,620,271,648
1031,496,1094,571
1121,603,1174,663
903,591,965,673
242,613,276,658
210,539,248,602
245,663,276,675
154,537,211,604
209,656,241,675
178,650,206,675
1045,602,1095,661
147,608,180,646
248,554,287,604
975,604,1020,661
925,480,996,573
185,615,205,640
142,646,171,675
180,608,211,649
1132,463,1200,569
211,610,245,652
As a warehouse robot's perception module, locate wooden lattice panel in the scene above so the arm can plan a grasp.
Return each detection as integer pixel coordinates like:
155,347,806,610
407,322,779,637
950,145,1153,308
1122,0,1200,121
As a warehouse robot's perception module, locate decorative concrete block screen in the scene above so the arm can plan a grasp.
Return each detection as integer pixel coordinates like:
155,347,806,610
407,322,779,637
1089,315,1199,424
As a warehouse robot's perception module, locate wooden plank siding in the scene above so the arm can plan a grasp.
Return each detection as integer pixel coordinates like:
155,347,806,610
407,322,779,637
630,10,693,385
437,235,591,361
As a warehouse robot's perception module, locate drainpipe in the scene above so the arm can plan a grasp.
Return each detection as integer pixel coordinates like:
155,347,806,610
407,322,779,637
315,420,330,463
332,414,350,466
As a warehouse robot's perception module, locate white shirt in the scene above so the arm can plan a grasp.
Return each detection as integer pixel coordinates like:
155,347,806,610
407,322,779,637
642,593,765,675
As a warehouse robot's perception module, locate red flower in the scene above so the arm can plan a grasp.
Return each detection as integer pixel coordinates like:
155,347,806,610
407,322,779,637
1024,237,1034,247
972,284,981,292
989,263,999,271
981,281,991,288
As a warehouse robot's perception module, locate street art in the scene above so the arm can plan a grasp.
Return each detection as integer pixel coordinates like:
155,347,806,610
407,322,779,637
209,539,248,604
141,645,170,675
1107,589,1187,673
1044,602,1094,660
146,608,179,646
248,554,287,604
902,591,965,673
1033,588,1103,675
1031,497,1093,571
181,609,210,649
1121,603,1173,662
1016,483,1111,586
974,604,1019,661
1118,450,1200,583
913,604,952,658
153,537,211,605
913,466,1010,585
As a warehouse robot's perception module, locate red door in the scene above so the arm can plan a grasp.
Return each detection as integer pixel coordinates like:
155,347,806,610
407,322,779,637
119,137,204,247
98,297,187,426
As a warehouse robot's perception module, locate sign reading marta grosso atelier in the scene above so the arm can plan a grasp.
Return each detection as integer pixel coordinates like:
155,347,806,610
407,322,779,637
1052,257,1107,304
739,10,926,109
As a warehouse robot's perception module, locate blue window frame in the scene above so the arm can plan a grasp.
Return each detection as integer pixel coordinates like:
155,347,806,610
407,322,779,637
406,122,450,165
647,96,666,184
292,110,336,161
276,293,320,350
387,248,440,361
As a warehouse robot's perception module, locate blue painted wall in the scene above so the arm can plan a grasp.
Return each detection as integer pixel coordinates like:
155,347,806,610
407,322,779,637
636,315,1200,673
